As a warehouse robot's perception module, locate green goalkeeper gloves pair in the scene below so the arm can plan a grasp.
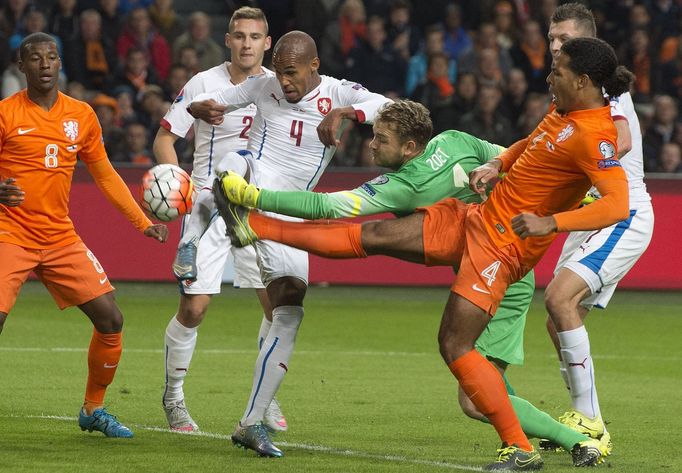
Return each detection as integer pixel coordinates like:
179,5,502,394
218,171,261,208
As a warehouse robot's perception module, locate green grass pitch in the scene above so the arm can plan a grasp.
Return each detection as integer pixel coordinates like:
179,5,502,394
1,282,680,472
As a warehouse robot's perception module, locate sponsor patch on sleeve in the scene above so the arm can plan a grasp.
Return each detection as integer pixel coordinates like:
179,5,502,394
360,183,376,196
598,159,621,169
367,175,389,185
598,140,616,159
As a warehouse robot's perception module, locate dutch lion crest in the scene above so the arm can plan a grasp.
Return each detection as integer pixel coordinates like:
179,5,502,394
63,120,79,142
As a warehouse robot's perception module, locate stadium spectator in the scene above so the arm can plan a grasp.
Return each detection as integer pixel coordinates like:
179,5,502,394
114,87,141,124
457,83,514,146
509,19,551,93
148,0,184,45
499,67,528,136
493,0,518,50
9,7,63,57
62,9,116,92
117,7,171,81
177,44,200,76
110,47,161,97
386,0,421,61
658,141,682,172
346,15,406,97
410,52,457,134
648,0,680,49
458,22,513,75
450,71,478,121
516,91,549,137
1,49,25,99
112,121,154,166
292,0,330,44
137,84,168,136
643,94,678,171
619,27,654,102
91,93,126,158
0,0,29,39
319,0,366,78
405,24,456,97
97,0,124,47
49,0,79,44
172,12,224,72
65,80,88,101
118,0,154,15
163,63,191,102
475,47,505,88
441,3,473,61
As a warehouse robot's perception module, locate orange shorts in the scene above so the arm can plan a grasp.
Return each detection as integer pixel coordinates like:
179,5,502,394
420,198,524,315
0,240,114,314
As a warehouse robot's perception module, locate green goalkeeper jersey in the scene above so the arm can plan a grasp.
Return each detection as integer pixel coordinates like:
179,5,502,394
256,130,531,366
257,130,504,218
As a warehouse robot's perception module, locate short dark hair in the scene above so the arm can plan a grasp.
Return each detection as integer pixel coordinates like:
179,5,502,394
376,100,433,148
561,37,634,97
19,32,57,60
551,2,597,37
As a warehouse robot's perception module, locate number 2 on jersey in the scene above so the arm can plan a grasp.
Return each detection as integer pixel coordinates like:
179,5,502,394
239,116,253,139
290,120,303,147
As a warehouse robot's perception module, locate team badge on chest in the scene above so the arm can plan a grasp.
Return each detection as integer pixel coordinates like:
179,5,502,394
317,97,332,115
63,120,79,142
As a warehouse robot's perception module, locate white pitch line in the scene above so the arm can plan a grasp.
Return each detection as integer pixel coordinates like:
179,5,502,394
0,346,679,361
0,413,482,472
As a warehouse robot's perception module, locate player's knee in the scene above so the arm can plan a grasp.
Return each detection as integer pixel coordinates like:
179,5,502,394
178,303,208,327
544,284,569,318
267,277,307,307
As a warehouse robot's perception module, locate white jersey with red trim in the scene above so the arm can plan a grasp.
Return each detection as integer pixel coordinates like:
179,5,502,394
195,74,391,191
161,63,274,188
608,91,650,207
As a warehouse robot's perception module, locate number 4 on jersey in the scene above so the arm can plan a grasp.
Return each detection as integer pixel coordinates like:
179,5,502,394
481,260,501,286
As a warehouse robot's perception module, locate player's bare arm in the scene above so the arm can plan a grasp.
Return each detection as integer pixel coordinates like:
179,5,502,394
614,118,632,158
317,106,358,147
0,178,25,206
153,127,180,165
469,158,502,198
188,99,228,125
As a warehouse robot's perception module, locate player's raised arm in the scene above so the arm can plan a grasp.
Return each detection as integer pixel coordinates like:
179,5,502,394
188,74,266,124
86,159,168,242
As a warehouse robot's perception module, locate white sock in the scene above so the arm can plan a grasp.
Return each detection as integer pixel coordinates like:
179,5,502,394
241,306,303,426
558,326,601,419
559,359,570,391
257,316,272,350
164,315,198,404
179,189,216,246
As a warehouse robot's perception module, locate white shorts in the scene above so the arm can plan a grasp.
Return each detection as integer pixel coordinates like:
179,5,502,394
180,213,264,295
254,211,309,286
554,204,654,309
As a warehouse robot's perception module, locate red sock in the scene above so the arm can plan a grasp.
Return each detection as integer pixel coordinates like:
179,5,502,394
449,350,532,451
84,329,122,413
249,212,366,258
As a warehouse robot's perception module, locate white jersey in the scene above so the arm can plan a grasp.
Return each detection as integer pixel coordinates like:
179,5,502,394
605,91,651,207
196,74,391,191
161,63,274,188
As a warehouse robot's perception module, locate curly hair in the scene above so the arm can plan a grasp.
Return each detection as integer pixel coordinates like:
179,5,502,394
561,37,634,97
375,100,433,148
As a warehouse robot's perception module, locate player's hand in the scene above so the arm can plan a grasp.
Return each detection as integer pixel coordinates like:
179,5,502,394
317,108,346,147
144,224,169,242
0,178,25,206
511,213,557,239
188,99,227,125
469,159,502,199
219,171,260,207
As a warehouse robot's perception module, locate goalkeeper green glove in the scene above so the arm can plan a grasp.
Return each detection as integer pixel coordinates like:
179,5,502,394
219,170,260,208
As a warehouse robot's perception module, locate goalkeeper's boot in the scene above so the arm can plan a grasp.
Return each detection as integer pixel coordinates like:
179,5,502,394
571,438,608,467
231,422,283,457
484,443,543,471
79,407,133,438
213,178,258,247
539,410,612,455
172,241,198,281
163,399,199,432
263,398,288,432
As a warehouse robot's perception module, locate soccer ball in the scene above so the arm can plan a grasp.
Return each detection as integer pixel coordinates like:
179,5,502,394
140,164,194,222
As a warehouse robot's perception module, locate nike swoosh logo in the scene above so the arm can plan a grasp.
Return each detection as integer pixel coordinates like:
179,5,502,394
99,276,108,284
103,363,118,368
18,128,35,135
515,453,541,467
472,283,491,294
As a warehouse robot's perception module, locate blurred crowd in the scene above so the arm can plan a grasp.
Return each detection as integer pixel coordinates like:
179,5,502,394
1,0,681,174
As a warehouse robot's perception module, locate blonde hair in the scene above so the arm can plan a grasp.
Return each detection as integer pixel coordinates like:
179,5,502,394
229,7,268,34
376,100,432,148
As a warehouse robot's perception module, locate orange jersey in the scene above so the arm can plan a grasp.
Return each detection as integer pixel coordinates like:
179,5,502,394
482,105,626,267
0,91,108,249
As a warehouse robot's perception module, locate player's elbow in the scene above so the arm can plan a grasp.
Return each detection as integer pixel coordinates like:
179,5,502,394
617,140,632,158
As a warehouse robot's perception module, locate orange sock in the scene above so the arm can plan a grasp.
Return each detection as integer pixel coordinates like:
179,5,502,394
249,212,366,258
449,350,532,451
84,329,122,414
